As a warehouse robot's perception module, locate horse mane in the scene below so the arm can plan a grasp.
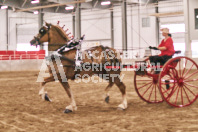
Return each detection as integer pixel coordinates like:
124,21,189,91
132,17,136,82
52,25,71,42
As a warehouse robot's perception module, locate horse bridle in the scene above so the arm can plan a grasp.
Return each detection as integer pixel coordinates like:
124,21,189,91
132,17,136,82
34,24,51,46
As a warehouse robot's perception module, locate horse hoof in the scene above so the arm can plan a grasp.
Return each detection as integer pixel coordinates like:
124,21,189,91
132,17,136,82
44,93,52,102
64,109,73,113
117,107,124,111
105,96,110,103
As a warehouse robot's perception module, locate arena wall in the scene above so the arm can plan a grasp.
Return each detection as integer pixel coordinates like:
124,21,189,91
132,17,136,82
0,59,43,71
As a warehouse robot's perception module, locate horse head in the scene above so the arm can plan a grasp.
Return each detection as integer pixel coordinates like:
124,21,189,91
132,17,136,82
30,22,51,47
30,22,71,51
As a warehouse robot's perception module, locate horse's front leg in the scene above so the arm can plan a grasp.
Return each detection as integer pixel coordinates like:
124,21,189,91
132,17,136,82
60,82,77,113
39,76,55,102
104,82,114,103
114,78,127,110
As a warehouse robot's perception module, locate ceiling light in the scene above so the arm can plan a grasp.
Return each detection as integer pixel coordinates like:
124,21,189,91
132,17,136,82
1,6,8,9
101,1,111,5
31,0,40,4
196,15,198,19
65,6,74,10
33,11,39,14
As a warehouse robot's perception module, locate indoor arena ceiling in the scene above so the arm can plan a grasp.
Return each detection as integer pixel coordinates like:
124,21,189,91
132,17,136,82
0,0,172,14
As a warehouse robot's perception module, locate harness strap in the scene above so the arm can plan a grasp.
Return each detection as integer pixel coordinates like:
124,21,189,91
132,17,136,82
50,54,75,64
47,24,51,44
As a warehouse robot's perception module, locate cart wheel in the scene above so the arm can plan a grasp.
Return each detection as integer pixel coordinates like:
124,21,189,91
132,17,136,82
158,56,198,107
134,58,164,103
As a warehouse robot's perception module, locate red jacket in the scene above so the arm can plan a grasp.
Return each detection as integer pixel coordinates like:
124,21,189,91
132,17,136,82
159,37,175,56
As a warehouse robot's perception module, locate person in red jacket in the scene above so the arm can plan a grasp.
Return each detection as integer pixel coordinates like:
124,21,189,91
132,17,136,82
149,28,175,68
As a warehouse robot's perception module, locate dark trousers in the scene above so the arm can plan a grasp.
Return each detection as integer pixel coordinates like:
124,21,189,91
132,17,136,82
149,55,172,66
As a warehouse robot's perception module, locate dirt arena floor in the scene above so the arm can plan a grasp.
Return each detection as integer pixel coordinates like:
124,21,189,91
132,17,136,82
0,71,198,132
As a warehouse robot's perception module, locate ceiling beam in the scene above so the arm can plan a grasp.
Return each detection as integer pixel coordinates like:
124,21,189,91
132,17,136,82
21,0,27,8
15,0,85,12
149,11,184,17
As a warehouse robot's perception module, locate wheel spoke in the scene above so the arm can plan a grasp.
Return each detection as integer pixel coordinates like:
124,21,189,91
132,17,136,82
184,79,198,82
136,79,152,82
174,86,181,105
168,69,176,79
155,85,157,102
167,85,179,101
162,86,173,94
184,70,198,80
183,84,197,97
179,59,182,77
182,86,191,103
142,83,153,96
148,84,154,101
183,64,194,78
182,59,188,77
184,82,198,89
137,81,152,90
161,85,170,97
181,86,184,105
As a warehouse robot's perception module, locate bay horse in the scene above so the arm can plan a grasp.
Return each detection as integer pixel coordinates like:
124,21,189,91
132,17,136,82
30,22,127,113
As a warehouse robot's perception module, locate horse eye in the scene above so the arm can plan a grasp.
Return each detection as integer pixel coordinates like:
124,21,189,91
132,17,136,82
39,28,46,34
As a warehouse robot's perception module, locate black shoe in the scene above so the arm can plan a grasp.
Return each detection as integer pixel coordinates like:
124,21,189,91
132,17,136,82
165,80,170,89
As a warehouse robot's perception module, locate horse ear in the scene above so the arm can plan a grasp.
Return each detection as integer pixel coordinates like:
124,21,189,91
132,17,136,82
45,22,50,27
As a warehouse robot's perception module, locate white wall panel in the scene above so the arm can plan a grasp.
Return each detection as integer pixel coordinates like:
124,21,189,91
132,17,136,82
8,11,37,50
189,0,198,40
158,1,183,13
159,16,184,24
81,10,111,47
113,8,122,49
0,10,7,50
44,13,73,35
17,23,38,43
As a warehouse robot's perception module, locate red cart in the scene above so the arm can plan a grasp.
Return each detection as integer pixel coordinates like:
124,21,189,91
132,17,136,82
134,55,198,107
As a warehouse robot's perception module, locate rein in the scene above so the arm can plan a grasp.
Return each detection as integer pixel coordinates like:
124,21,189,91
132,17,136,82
47,25,51,44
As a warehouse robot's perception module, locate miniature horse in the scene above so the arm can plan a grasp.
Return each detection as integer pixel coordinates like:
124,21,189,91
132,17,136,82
30,22,127,113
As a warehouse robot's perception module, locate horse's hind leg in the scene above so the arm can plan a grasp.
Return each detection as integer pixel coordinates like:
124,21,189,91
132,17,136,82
39,76,55,102
104,81,114,103
60,82,77,113
114,77,127,110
